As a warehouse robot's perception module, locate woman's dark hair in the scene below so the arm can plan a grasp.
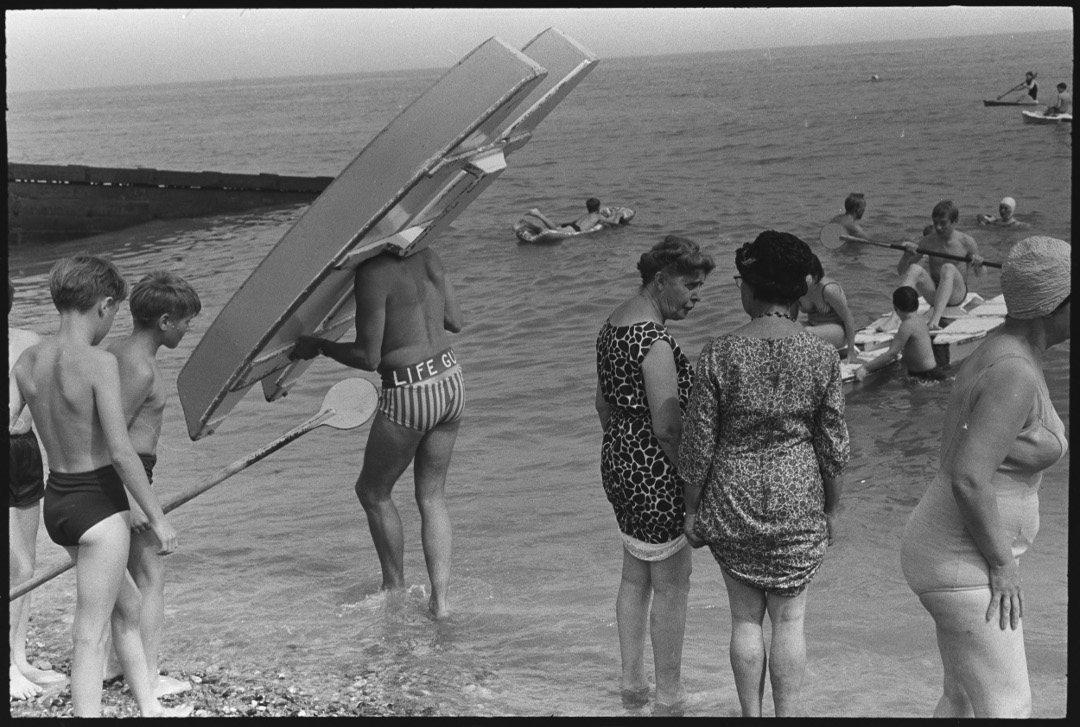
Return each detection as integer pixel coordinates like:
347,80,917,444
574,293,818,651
637,235,715,285
808,253,825,283
735,230,813,304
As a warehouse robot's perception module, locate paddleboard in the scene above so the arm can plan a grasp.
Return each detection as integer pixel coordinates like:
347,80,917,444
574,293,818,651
982,99,1035,106
513,206,634,244
177,30,597,440
1022,110,1072,124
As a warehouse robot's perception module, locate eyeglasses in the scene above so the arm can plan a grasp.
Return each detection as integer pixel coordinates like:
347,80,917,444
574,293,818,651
733,275,743,288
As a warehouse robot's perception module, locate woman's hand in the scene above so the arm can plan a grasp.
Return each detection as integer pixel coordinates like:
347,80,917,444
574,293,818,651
987,560,1023,630
825,511,839,545
683,512,705,548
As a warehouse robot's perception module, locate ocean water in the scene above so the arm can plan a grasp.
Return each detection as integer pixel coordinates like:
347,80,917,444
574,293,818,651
7,29,1070,717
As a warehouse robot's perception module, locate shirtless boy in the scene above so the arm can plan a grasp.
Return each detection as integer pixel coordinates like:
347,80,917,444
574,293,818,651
829,192,867,238
898,200,985,330
291,246,464,619
855,286,946,382
9,279,66,700
102,271,201,698
528,197,618,234
8,256,189,717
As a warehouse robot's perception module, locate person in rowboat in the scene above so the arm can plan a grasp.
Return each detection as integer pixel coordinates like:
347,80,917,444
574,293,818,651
527,197,620,234
101,271,201,698
900,236,1070,717
1044,82,1071,117
977,197,1028,228
1020,71,1038,104
854,286,946,382
828,192,867,238
291,246,464,620
898,200,985,331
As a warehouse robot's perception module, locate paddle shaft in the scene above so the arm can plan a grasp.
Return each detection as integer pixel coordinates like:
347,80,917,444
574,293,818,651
839,232,1002,269
996,80,1027,100
8,408,336,602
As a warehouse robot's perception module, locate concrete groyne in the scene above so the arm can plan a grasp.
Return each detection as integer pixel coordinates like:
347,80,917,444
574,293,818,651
8,163,334,246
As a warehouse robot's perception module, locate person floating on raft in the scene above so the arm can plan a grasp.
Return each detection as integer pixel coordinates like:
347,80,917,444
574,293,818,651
526,197,624,235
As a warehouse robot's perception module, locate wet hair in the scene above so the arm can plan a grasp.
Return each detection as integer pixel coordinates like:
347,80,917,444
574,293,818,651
586,197,600,213
931,200,959,223
7,278,13,314
48,255,127,313
808,253,826,283
893,285,920,313
844,193,865,214
922,224,934,237
129,270,202,327
637,235,715,285
735,230,813,305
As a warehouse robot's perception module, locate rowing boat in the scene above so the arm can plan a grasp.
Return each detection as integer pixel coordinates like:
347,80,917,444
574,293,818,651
1021,110,1072,125
840,293,1006,389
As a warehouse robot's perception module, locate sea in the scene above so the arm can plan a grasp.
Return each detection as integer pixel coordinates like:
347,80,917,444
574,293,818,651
6,29,1070,717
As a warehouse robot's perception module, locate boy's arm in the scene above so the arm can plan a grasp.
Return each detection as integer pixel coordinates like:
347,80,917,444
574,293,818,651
93,352,177,553
857,325,911,377
897,239,923,275
111,355,156,527
9,367,27,431
964,234,986,278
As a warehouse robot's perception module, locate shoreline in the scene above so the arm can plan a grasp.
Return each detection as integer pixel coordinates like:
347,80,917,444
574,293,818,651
10,597,432,718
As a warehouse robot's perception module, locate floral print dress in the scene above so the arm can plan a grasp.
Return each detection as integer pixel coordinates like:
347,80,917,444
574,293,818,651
679,332,849,596
596,321,694,545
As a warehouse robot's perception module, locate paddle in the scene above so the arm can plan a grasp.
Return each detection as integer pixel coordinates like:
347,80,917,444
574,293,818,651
9,377,378,602
996,80,1027,101
818,222,1002,269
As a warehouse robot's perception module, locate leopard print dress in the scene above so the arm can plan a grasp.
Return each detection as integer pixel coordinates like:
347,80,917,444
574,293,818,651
596,321,694,545
679,332,850,596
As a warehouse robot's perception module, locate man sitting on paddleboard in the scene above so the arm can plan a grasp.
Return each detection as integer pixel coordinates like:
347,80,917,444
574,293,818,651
898,200,985,331
527,197,619,234
977,197,1028,228
829,192,867,238
1045,82,1071,117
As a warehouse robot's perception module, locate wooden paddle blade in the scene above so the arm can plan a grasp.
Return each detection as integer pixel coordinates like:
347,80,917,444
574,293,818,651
322,377,379,429
818,222,847,249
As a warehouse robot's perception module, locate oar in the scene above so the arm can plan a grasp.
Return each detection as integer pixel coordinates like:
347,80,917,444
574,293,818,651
996,80,1027,101
819,222,1002,269
9,377,378,602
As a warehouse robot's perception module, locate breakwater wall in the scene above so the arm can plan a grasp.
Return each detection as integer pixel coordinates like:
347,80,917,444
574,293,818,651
7,163,334,246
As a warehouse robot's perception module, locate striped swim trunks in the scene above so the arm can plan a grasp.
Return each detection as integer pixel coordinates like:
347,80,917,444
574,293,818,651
377,365,465,432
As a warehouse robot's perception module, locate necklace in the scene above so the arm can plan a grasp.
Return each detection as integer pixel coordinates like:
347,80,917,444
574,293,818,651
752,310,796,321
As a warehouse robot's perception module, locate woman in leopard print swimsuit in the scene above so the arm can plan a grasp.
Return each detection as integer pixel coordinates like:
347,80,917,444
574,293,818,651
679,230,849,717
595,235,714,713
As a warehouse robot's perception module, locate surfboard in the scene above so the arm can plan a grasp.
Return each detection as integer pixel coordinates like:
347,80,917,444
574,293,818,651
1021,110,1072,124
177,30,597,440
982,99,1034,106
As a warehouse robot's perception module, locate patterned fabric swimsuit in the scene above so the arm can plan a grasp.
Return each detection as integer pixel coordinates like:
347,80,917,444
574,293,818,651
596,321,693,544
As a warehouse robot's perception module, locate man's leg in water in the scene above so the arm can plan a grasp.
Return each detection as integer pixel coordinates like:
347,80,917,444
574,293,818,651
413,420,460,619
355,413,424,590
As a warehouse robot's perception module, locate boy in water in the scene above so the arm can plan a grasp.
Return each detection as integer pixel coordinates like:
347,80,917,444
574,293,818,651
102,271,201,697
9,279,67,700
829,192,867,237
8,256,189,717
855,286,947,382
898,200,984,330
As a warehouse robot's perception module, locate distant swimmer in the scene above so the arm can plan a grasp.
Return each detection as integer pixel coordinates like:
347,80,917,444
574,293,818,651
898,200,985,331
829,192,867,238
870,74,880,82
1045,82,1071,116
527,197,620,234
1022,71,1039,103
977,197,1028,228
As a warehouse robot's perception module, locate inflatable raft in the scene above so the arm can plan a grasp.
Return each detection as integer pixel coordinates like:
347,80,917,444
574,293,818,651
514,206,634,243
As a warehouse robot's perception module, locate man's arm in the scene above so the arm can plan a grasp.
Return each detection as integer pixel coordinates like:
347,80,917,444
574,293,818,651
430,250,463,333
963,235,986,278
291,265,386,370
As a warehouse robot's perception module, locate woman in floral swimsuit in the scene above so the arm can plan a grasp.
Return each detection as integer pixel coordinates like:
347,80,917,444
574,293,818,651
595,235,714,713
679,230,850,717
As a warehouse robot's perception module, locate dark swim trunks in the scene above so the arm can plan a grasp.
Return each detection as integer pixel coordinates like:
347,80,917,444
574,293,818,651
566,222,581,232
43,465,131,547
908,365,949,382
139,452,158,484
9,430,45,508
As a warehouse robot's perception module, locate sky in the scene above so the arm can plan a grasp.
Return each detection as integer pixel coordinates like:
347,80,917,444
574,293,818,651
5,7,1073,93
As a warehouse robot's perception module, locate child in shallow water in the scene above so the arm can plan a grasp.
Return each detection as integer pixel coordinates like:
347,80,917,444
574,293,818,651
855,286,946,382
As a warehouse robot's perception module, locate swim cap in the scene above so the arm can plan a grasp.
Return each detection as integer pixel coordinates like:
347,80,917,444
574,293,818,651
1000,236,1071,319
999,197,1016,211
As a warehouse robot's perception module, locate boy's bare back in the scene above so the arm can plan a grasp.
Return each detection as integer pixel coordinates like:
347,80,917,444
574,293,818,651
897,316,938,373
106,337,167,454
